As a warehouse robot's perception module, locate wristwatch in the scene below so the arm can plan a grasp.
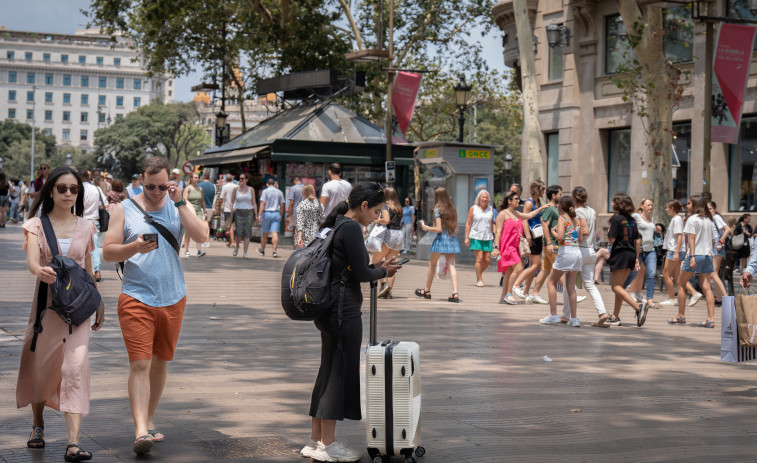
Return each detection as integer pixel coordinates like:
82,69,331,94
174,199,186,208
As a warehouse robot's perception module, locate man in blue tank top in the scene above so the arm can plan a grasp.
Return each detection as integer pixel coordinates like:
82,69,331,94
103,156,209,456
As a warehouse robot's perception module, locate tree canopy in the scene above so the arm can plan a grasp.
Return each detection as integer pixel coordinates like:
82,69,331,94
0,119,58,180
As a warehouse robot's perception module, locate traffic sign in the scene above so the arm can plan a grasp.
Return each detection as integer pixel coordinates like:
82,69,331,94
385,161,396,183
182,160,193,175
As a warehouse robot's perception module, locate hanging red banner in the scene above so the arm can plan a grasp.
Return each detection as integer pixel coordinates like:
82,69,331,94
392,71,422,136
712,23,757,144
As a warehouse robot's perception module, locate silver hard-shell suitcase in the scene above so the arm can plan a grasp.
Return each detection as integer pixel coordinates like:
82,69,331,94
366,281,425,463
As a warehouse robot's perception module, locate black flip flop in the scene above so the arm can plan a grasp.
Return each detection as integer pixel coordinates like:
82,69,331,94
415,288,431,299
65,444,92,462
27,425,44,449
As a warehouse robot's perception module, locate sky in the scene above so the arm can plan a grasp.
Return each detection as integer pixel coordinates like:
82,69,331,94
3,1,508,102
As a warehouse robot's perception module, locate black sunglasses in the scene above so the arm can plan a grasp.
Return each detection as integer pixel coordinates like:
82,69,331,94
144,184,169,191
55,184,79,195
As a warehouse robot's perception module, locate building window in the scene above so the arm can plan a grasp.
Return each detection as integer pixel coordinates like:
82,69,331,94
8,90,16,101
81,94,89,105
8,108,15,119
63,93,71,104
605,15,634,75
134,79,142,90
44,128,52,136
44,92,52,103
169,80,173,87
27,73,35,84
116,96,124,107
727,0,757,50
78,55,86,65
63,74,71,86
61,54,68,64
45,73,53,85
608,128,632,209
98,113,106,123
671,122,691,202
729,116,757,211
43,53,51,63
116,113,123,120
546,132,560,186
98,76,106,88
98,95,106,106
62,129,70,140
81,112,89,122
663,7,694,63
96,56,104,66
81,75,89,87
63,111,70,121
548,27,565,81
134,97,141,107
8,71,16,83
27,91,34,102
80,130,88,141
116,77,124,89
25,52,32,62
114,57,121,67
44,110,52,121
26,109,34,120
6,51,14,60
168,90,172,97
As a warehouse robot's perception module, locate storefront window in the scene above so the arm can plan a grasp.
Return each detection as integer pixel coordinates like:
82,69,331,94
672,122,691,202
546,132,559,186
608,128,631,210
548,31,564,81
663,7,693,63
605,15,633,75
729,116,757,211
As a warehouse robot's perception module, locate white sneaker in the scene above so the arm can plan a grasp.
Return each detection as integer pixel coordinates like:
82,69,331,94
530,295,549,304
688,292,703,307
311,441,361,462
567,318,581,327
243,253,249,259
658,298,676,306
513,286,526,299
631,292,643,303
539,315,562,325
576,295,587,303
300,439,318,458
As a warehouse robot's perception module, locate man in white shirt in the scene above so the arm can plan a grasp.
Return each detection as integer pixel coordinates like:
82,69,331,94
320,163,352,216
258,178,286,257
81,170,109,281
170,169,187,189
218,174,238,247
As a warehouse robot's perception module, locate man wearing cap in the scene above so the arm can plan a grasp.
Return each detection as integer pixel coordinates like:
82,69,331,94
170,169,186,189
257,178,285,257
126,174,143,198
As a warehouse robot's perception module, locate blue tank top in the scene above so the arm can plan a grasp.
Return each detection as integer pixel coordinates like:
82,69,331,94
121,199,186,307
525,198,542,229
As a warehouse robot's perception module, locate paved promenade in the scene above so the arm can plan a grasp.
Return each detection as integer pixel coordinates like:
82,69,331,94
1,222,756,462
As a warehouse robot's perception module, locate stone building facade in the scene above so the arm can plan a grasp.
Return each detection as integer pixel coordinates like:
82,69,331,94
493,0,757,218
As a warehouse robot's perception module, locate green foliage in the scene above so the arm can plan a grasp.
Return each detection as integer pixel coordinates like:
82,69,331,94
92,102,209,179
0,119,58,180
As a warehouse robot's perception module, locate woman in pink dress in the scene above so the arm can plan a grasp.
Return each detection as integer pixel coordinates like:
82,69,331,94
492,191,547,304
18,166,105,462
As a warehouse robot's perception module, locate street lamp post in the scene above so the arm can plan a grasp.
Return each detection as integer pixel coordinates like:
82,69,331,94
30,85,36,182
65,153,73,166
0,156,4,171
504,153,513,191
145,147,154,159
453,75,472,143
215,110,229,147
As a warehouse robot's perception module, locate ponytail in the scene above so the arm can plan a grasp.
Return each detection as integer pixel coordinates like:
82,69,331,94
321,200,350,229
559,196,576,219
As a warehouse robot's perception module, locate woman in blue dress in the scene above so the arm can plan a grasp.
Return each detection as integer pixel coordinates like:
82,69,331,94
415,187,462,302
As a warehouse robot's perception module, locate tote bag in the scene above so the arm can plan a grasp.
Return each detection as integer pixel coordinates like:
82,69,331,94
722,296,757,362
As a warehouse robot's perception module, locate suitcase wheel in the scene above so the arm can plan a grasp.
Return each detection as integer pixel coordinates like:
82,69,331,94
415,446,426,457
372,457,384,463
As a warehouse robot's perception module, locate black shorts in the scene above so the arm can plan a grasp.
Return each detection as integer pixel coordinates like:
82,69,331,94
608,249,636,271
529,238,543,256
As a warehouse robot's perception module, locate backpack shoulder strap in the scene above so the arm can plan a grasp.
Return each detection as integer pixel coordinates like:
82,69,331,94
128,199,181,254
40,215,59,257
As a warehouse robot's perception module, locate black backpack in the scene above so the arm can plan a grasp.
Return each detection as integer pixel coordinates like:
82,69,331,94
31,215,102,351
281,220,349,322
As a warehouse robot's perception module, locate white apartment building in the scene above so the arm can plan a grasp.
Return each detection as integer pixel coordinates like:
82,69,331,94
0,28,172,152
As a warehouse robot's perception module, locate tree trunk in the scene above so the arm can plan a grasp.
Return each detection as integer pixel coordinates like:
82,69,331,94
512,0,545,186
616,2,674,224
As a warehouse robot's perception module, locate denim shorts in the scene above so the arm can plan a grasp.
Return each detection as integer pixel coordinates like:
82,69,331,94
714,245,726,257
666,250,686,261
261,211,281,233
680,255,714,274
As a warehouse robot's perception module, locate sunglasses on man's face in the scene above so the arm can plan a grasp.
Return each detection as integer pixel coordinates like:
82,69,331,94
55,184,79,195
143,184,169,192
41,166,50,170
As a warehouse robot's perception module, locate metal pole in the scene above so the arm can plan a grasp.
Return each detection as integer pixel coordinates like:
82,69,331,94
30,85,36,181
458,108,465,143
702,20,714,204
385,0,394,163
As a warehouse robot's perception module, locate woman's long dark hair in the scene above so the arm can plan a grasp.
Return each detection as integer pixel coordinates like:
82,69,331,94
29,166,85,217
321,182,385,230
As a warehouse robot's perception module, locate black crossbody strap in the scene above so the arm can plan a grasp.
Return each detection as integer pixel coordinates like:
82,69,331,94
31,215,59,352
128,199,181,254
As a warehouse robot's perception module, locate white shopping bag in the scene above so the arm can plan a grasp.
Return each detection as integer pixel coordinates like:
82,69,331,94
436,255,448,279
721,296,757,363
365,225,386,253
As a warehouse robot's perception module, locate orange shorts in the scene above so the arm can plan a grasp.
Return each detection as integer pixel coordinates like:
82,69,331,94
117,293,186,362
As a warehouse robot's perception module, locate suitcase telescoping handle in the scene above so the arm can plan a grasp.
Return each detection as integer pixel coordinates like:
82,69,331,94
369,280,378,346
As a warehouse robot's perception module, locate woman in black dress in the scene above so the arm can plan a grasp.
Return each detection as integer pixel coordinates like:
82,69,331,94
301,183,402,463
734,214,753,271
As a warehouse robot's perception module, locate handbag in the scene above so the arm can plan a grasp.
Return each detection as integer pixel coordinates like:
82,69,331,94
735,293,757,346
365,224,387,253
98,192,109,232
731,232,745,250
519,236,530,256
531,224,544,239
722,295,757,362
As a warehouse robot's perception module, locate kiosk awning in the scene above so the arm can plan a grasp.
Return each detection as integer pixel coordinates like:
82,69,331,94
192,146,267,166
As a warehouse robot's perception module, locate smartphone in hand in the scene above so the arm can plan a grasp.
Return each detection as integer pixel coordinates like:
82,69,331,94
392,257,410,265
143,233,159,249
